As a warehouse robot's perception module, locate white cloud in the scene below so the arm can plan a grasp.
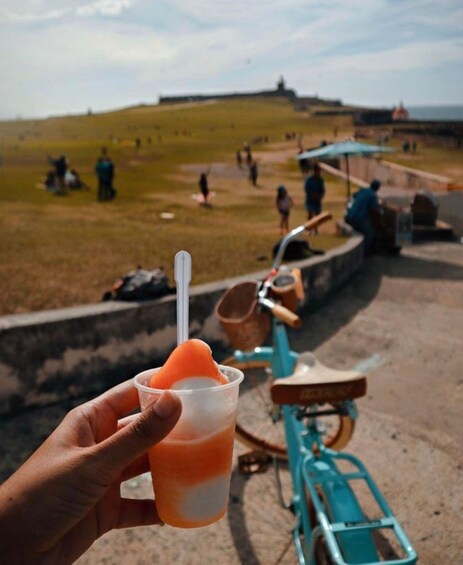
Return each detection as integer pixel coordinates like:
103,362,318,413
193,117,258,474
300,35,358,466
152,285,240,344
0,0,135,22
0,0,461,118
319,39,463,75
77,0,135,17
0,7,69,22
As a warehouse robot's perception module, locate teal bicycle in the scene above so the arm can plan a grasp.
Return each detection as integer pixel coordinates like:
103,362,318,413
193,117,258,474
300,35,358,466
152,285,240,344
216,213,417,565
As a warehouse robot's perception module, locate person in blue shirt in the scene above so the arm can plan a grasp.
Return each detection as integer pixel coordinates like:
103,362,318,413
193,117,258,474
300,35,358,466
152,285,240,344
304,164,325,232
345,179,381,254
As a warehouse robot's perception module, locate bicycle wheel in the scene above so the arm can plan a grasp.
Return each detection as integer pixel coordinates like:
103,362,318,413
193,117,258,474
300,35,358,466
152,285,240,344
306,487,335,565
313,537,334,565
224,356,356,459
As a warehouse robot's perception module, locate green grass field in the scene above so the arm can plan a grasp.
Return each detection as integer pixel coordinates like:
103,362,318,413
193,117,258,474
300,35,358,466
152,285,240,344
0,98,461,315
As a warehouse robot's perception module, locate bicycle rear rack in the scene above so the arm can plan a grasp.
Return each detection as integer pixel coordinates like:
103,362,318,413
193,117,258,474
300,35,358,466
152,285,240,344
298,449,417,565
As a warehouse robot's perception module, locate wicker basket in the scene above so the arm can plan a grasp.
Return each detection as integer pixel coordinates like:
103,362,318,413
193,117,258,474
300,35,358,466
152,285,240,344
216,281,270,350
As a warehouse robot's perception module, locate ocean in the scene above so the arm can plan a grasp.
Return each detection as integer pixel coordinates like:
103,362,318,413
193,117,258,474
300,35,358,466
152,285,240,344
407,105,463,121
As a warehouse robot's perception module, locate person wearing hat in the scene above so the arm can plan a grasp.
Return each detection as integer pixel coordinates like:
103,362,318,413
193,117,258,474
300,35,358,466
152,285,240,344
345,179,382,254
276,185,294,234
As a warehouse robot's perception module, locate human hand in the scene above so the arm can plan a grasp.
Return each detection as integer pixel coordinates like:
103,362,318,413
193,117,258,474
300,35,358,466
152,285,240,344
0,380,181,565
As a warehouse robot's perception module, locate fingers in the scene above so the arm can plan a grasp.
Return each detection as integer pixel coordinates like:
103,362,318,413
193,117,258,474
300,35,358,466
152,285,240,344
117,414,137,430
94,391,181,477
120,454,150,482
94,379,141,420
116,498,162,529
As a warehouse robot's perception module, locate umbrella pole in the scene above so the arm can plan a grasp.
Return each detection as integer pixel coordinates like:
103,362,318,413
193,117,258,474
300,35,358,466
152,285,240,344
345,155,351,200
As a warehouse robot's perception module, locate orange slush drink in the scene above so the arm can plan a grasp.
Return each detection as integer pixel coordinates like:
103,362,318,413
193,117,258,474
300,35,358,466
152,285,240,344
133,339,244,528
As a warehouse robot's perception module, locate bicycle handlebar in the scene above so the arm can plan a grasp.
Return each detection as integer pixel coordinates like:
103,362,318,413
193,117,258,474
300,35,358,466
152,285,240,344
272,212,333,270
259,297,302,328
256,212,333,329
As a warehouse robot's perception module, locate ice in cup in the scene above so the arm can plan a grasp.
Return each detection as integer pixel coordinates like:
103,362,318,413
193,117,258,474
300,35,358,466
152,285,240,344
133,339,243,528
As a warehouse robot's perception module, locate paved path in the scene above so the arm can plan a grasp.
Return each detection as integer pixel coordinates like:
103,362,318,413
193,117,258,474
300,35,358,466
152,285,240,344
1,241,462,564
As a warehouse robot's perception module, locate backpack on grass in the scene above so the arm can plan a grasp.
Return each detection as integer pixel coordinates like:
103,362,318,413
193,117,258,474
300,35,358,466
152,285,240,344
272,239,324,261
103,267,173,301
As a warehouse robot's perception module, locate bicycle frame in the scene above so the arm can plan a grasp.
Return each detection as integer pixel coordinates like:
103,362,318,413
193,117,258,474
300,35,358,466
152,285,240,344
231,217,417,564
234,320,417,564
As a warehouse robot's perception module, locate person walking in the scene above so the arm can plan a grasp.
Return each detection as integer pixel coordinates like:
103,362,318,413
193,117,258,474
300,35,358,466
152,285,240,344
304,163,325,228
276,185,294,234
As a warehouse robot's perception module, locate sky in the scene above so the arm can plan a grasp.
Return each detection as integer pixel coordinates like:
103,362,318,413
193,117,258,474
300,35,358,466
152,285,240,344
1,0,462,120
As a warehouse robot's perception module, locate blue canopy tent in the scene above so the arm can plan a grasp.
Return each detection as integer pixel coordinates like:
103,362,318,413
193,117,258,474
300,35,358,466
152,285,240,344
296,140,394,199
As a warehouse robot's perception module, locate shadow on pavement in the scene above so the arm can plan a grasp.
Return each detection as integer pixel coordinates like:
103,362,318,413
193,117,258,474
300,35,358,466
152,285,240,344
227,471,260,565
2,244,462,562
290,248,463,354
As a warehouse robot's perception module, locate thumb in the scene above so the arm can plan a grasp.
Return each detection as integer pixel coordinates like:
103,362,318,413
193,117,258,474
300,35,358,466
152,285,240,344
95,391,182,474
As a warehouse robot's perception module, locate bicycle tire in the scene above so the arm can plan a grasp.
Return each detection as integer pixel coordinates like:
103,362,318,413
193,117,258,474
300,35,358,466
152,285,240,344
313,537,335,565
306,487,335,565
224,356,356,459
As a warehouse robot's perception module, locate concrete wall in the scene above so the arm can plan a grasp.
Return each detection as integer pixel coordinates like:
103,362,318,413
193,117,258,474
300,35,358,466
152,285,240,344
0,236,363,416
341,156,450,192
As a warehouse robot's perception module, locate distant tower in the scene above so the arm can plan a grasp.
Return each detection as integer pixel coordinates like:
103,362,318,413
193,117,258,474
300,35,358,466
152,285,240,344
277,76,286,93
392,101,409,121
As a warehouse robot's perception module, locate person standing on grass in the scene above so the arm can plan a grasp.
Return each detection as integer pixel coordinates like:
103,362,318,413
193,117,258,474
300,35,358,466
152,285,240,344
96,149,116,201
276,185,294,234
95,157,107,201
105,156,116,200
249,159,258,186
199,169,210,205
304,163,325,227
298,149,309,176
95,157,111,201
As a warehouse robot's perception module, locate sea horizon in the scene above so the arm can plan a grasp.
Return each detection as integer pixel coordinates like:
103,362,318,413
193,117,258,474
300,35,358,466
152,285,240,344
407,104,463,121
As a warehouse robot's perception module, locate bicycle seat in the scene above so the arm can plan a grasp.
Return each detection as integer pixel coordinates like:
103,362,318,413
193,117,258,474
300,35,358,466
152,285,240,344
271,352,367,405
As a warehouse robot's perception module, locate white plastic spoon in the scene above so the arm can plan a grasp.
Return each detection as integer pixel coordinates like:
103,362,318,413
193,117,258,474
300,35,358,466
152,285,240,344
174,250,192,345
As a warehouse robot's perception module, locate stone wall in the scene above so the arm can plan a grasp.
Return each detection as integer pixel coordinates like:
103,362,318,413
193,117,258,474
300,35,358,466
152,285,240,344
0,236,363,416
342,156,450,192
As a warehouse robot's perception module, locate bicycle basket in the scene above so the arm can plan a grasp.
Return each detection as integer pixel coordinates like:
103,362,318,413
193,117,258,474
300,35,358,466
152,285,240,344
215,281,270,350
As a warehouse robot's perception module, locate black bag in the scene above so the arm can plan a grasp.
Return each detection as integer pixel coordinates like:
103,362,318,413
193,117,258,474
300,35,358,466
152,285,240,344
272,239,324,261
103,268,172,301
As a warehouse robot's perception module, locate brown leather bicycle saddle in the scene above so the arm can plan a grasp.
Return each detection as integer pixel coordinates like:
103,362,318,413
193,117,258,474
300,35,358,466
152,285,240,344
271,352,367,405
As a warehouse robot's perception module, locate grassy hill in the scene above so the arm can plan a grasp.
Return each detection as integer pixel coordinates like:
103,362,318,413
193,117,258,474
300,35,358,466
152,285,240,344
0,98,357,315
5,96,460,316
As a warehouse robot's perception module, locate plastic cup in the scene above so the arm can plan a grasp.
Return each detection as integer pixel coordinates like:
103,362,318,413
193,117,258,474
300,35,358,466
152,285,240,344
133,365,244,528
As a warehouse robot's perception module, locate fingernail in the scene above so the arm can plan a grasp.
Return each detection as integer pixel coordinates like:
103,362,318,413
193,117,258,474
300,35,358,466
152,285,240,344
153,391,178,419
